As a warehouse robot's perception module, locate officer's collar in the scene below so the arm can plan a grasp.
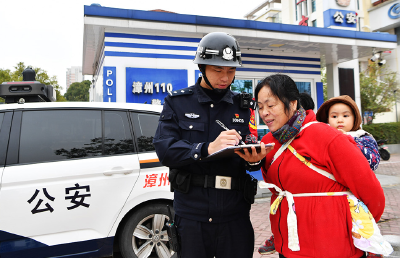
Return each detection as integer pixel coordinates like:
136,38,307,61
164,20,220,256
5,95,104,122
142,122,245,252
195,78,234,104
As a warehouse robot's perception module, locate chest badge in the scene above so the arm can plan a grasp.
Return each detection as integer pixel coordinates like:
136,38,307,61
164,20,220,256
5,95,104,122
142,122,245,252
222,47,234,61
185,113,200,119
232,113,245,124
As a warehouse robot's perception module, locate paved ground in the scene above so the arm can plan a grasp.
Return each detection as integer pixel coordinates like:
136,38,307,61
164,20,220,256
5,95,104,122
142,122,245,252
250,153,400,258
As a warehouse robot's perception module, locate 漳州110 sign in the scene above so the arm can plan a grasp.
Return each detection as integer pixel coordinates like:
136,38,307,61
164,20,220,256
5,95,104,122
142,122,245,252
126,68,188,105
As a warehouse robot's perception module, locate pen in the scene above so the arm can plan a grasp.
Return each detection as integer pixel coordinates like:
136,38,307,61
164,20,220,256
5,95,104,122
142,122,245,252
215,120,246,145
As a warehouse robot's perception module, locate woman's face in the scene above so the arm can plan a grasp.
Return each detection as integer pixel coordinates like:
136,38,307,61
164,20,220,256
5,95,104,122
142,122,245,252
257,86,297,132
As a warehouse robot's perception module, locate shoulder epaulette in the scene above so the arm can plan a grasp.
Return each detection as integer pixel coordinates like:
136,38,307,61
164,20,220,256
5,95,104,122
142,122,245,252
168,88,194,97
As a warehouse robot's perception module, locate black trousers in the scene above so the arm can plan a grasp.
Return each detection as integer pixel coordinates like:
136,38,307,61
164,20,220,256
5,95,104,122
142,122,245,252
175,215,254,258
278,252,367,258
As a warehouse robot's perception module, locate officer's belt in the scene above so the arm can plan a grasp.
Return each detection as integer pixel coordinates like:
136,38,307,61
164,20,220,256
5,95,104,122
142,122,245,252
191,174,244,190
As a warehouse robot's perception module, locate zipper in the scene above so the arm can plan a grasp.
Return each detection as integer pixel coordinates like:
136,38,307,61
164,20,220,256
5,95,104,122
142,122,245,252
207,101,212,173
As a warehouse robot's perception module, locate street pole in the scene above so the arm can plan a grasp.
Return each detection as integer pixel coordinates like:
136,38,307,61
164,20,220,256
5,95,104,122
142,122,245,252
395,90,398,123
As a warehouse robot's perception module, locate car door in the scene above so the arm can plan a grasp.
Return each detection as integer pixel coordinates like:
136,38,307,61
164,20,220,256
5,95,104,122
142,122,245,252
0,108,141,258
107,110,173,258
0,111,10,189
130,111,169,191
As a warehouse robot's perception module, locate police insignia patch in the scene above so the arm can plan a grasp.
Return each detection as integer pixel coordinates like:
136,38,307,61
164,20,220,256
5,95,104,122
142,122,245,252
232,114,244,123
185,113,200,119
222,47,234,61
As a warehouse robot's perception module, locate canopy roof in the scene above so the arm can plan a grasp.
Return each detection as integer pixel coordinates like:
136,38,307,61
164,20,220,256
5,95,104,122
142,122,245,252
83,5,397,75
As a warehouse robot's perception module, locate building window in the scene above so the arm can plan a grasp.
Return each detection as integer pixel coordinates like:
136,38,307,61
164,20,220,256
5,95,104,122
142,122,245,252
395,27,400,46
271,12,282,23
298,2,302,20
295,82,311,95
232,79,253,94
312,19,317,27
295,0,298,20
312,0,316,13
296,0,309,20
304,0,308,16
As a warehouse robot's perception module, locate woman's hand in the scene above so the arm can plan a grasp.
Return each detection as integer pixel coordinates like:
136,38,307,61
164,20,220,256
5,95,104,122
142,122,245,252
234,142,275,163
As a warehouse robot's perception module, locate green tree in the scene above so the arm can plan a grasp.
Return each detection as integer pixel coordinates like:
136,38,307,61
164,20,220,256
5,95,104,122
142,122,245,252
9,62,26,82
0,62,66,102
360,63,399,122
0,69,12,102
0,69,12,83
321,67,328,101
64,80,91,101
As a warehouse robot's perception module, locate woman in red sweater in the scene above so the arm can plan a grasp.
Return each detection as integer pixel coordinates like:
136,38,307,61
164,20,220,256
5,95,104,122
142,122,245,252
237,74,385,258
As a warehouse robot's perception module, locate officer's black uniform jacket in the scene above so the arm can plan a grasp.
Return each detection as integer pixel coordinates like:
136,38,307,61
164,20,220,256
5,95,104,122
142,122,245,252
154,78,258,223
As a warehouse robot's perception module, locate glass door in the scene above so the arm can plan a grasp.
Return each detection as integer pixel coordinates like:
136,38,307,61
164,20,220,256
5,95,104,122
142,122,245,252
232,78,316,140
231,79,253,94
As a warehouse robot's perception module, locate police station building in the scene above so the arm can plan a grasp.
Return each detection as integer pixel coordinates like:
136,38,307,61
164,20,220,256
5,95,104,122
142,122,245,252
83,4,397,136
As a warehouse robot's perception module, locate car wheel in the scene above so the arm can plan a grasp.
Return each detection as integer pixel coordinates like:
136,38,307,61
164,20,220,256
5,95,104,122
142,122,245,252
119,203,175,258
379,149,390,161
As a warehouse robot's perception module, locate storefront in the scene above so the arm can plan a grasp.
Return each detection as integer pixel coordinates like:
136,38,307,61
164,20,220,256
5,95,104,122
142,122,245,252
83,4,397,136
368,0,400,123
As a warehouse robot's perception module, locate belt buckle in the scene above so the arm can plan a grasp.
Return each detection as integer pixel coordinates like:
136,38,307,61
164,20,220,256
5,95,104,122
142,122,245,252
215,176,232,190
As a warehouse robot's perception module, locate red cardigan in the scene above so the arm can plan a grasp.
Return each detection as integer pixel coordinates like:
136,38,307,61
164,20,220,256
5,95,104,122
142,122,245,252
261,110,385,258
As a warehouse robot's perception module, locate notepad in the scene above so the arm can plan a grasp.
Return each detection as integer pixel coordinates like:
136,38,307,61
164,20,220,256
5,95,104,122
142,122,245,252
205,143,274,161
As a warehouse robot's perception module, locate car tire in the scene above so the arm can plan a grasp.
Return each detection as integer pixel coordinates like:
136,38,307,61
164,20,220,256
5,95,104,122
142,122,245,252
119,203,175,258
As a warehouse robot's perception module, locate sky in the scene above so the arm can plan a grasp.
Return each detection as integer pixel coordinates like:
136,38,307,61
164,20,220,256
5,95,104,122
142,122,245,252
0,0,265,94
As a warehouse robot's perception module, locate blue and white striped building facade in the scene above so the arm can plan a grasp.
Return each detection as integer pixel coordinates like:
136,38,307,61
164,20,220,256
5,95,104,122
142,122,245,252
83,4,396,129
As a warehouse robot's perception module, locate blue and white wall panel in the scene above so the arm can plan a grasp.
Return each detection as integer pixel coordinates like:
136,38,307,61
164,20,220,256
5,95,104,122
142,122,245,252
96,31,321,104
236,52,321,107
91,48,105,102
237,53,321,77
101,32,200,103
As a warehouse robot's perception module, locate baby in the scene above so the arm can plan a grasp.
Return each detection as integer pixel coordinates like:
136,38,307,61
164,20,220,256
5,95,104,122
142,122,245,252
316,95,380,172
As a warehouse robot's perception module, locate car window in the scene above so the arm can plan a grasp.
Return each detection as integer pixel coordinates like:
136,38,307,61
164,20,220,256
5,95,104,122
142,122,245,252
19,110,102,163
104,111,134,155
131,112,159,152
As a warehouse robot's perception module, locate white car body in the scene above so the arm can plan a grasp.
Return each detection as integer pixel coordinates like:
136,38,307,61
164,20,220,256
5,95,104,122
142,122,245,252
0,102,173,258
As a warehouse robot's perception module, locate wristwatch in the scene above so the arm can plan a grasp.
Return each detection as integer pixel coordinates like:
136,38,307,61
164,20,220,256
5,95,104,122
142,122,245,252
248,160,262,166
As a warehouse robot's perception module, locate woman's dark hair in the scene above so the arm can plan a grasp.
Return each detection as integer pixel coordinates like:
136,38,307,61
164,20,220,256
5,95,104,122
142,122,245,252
299,93,315,110
255,74,300,116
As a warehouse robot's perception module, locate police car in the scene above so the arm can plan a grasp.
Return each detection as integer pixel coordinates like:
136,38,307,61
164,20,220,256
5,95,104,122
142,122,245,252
0,70,174,258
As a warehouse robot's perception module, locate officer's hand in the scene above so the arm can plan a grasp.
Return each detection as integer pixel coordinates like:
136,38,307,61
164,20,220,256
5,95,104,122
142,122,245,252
234,142,274,163
208,129,242,155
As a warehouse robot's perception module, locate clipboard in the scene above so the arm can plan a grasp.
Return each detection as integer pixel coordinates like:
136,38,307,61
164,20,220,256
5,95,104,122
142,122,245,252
204,143,274,161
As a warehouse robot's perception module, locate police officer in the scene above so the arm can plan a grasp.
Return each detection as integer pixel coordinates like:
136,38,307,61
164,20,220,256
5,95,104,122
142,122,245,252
154,32,271,258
